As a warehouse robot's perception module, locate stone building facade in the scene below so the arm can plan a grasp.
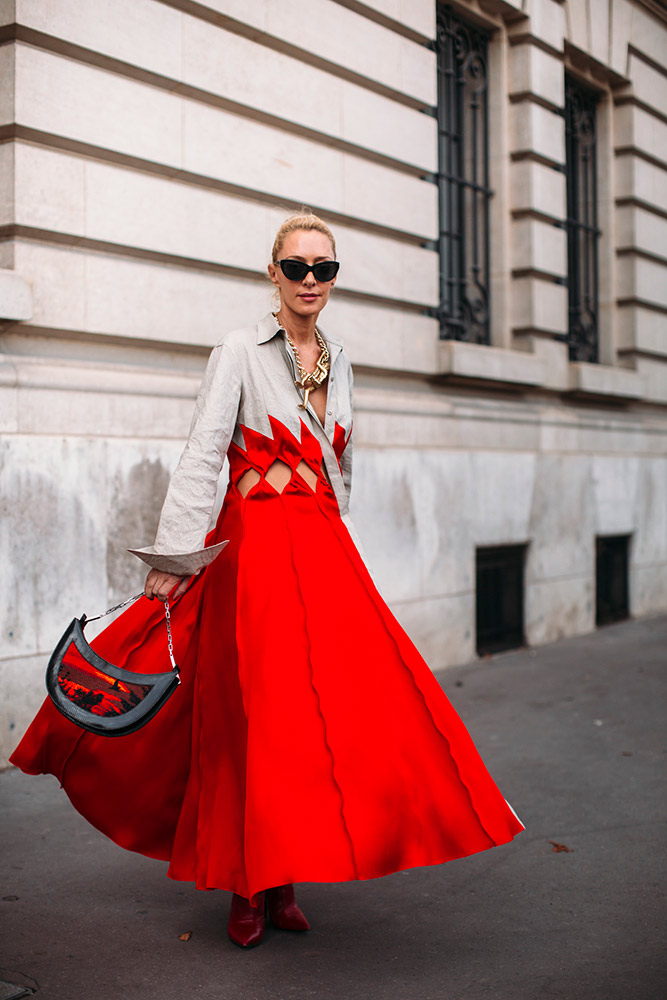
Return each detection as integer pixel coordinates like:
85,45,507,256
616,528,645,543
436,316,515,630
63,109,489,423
1,0,666,764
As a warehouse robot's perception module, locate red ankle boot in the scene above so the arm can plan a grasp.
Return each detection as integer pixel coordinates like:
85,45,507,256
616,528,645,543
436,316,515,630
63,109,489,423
227,892,266,948
266,884,310,931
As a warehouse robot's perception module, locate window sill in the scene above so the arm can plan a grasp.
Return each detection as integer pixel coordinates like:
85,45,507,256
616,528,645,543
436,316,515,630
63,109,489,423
566,362,643,400
438,340,546,388
436,341,648,403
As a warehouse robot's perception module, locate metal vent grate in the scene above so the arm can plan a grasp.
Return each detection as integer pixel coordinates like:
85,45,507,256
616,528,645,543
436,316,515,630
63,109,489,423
596,535,630,625
476,545,526,655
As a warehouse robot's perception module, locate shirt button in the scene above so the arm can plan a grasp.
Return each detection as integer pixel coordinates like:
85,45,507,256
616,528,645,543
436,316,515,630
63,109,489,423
327,409,332,415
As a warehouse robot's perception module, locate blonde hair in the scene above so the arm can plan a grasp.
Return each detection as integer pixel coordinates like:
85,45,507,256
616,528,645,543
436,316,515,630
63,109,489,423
271,212,337,263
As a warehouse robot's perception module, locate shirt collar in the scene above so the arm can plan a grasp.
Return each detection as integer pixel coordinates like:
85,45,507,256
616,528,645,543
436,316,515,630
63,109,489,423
257,312,282,344
256,312,343,354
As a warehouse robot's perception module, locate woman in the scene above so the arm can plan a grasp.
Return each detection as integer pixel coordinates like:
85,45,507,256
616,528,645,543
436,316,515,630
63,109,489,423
11,213,523,949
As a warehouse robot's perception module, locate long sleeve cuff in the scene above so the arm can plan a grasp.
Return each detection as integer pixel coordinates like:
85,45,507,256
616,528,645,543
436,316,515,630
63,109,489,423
127,540,229,576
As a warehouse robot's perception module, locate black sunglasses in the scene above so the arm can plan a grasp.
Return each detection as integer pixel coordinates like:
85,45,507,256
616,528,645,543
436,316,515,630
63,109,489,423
277,259,340,282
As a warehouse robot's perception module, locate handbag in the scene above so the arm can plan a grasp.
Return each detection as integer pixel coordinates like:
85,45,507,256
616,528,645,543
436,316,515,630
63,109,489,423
45,593,180,737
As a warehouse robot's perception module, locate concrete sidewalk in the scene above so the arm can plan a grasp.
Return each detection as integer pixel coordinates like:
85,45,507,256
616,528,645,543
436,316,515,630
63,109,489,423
1,616,665,1000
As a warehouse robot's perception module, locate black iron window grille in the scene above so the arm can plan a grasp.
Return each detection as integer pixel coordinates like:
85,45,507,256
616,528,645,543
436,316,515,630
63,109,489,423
435,5,492,344
595,535,630,625
564,76,601,362
476,545,526,655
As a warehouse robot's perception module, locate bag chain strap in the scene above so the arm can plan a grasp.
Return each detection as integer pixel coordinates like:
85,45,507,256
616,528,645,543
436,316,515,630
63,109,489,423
85,593,144,622
164,598,179,676
86,592,179,678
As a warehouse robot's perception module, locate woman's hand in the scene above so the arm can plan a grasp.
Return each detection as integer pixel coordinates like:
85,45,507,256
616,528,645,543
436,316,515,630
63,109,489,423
144,568,190,602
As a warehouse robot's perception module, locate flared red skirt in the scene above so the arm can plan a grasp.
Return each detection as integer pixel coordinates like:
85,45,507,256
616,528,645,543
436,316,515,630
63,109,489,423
11,475,523,901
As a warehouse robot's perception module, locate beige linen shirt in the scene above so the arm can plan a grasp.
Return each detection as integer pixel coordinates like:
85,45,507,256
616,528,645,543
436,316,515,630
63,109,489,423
130,312,355,577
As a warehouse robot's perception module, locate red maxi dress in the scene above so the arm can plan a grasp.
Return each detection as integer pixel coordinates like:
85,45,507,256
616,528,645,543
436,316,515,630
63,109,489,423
11,313,523,902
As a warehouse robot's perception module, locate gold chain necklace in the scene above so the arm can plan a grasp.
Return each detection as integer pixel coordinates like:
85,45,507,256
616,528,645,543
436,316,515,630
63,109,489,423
275,314,330,411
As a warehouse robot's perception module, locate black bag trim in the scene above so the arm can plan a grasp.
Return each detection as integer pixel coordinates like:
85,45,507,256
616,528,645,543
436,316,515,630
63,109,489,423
46,612,180,738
